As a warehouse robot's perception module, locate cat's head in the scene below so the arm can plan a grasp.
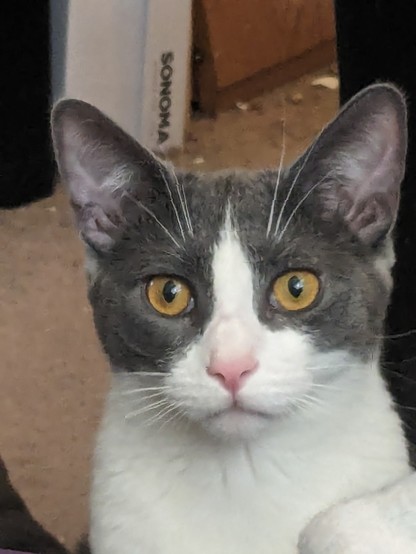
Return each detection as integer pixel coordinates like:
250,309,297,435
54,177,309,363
51,84,407,441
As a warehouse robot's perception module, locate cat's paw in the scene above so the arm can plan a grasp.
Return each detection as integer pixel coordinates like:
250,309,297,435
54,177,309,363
298,498,414,554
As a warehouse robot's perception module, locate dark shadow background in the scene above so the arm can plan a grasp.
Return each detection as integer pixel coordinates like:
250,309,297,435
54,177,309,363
335,0,416,461
0,1,55,208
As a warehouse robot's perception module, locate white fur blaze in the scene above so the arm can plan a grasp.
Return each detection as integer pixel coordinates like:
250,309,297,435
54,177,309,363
211,212,254,318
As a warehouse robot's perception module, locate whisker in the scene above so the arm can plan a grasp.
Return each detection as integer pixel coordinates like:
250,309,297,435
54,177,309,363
289,398,314,414
123,191,182,249
125,371,166,377
159,168,186,240
124,398,169,420
292,393,327,415
384,356,416,367
266,118,286,237
144,402,179,427
161,249,184,261
121,386,171,396
277,171,336,241
306,364,358,371
394,403,416,413
158,403,188,431
124,397,169,416
382,367,416,385
123,392,168,406
169,165,194,236
378,329,416,339
310,382,344,392
300,392,326,407
274,131,321,237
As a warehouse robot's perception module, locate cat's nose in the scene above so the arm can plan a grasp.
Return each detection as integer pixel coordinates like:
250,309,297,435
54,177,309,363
207,354,258,394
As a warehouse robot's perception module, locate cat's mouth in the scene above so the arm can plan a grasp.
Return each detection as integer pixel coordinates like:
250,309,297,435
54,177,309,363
207,402,272,421
200,401,275,438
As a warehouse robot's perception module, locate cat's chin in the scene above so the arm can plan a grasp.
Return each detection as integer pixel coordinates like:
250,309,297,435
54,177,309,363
199,406,274,441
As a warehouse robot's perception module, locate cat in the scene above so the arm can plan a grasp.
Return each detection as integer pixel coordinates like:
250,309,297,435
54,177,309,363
51,83,416,554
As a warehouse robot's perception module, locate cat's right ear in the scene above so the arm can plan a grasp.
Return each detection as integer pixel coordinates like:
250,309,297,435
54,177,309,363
290,83,407,247
51,99,165,251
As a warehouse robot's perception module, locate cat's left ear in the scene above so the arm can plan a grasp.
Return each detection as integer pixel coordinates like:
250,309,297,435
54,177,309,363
297,83,407,245
51,99,169,251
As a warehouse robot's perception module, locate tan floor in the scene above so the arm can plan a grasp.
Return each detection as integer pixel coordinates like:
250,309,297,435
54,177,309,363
0,69,338,549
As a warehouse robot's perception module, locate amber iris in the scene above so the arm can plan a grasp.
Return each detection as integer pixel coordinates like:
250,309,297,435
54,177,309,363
272,271,319,311
146,277,191,316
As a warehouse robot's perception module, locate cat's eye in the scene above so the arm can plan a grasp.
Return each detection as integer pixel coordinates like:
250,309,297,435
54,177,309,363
272,270,320,311
146,276,192,316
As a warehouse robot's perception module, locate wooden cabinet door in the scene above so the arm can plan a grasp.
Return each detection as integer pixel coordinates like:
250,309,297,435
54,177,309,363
194,0,336,113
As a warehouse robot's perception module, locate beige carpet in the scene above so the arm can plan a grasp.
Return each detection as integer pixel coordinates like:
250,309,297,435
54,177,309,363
0,69,337,549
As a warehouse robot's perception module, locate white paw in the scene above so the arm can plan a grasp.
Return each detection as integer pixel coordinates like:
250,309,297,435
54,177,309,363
298,498,414,554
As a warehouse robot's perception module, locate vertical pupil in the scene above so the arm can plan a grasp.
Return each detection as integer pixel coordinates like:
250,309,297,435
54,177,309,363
288,276,303,298
163,280,178,303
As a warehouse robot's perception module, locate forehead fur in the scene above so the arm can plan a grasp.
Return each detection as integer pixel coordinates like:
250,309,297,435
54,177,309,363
108,166,378,262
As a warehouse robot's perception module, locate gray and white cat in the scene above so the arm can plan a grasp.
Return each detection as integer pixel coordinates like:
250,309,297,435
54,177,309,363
52,84,416,554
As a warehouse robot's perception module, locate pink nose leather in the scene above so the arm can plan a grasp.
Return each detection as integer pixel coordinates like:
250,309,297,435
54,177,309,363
207,354,258,394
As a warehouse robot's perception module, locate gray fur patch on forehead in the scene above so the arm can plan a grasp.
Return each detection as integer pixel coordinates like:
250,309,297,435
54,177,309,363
182,165,349,247
182,167,347,250
176,168,284,238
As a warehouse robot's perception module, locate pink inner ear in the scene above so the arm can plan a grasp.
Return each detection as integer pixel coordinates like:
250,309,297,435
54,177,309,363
321,103,404,245
345,195,393,244
74,202,122,249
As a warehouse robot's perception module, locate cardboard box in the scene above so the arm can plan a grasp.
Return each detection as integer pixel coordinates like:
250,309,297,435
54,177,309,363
56,0,192,152
140,0,193,152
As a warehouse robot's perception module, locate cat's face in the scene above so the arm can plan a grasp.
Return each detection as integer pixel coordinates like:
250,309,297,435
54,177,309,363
51,84,407,440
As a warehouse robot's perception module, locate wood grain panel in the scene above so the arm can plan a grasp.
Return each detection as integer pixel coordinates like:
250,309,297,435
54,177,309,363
200,0,335,89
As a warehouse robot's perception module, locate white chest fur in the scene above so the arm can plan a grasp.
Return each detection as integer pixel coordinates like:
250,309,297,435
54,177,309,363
90,369,410,554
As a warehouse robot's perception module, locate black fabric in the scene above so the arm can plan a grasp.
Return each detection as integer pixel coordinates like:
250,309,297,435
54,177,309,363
0,457,68,553
0,1,55,209
335,1,416,457
75,537,91,554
